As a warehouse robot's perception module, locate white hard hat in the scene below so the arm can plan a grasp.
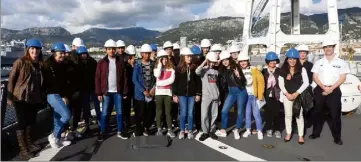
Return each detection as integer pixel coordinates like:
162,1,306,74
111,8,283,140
219,51,231,60
229,45,241,53
180,47,193,56
157,50,168,58
126,45,136,55
206,52,218,62
116,40,126,47
210,44,222,52
163,41,173,49
72,37,84,47
173,43,180,50
322,40,336,47
296,44,309,51
64,44,72,52
200,39,211,48
140,44,152,53
237,53,250,61
104,39,117,47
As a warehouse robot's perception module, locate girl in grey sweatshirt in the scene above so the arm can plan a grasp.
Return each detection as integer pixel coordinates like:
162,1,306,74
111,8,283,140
195,52,220,141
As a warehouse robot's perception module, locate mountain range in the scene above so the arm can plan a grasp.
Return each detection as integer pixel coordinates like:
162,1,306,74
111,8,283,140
1,7,361,46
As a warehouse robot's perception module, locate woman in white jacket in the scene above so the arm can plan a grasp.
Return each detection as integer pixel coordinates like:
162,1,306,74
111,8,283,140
154,50,176,138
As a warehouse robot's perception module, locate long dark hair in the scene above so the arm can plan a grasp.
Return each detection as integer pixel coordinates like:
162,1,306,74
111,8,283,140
21,47,44,72
219,58,246,87
177,55,197,73
280,57,303,76
219,58,239,73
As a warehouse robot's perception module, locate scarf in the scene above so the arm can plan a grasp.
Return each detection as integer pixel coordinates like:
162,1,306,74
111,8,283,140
267,70,276,89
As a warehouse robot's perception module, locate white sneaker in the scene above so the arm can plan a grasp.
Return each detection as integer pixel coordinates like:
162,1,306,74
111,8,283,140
179,131,185,139
188,132,194,139
233,129,240,140
243,129,251,138
60,138,72,146
48,134,60,149
215,130,227,137
257,131,263,140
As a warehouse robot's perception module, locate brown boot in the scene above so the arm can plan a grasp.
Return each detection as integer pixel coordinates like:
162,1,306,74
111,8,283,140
25,126,41,152
16,130,34,160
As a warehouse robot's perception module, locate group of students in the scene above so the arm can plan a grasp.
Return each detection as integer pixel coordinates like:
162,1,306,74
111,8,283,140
7,37,350,160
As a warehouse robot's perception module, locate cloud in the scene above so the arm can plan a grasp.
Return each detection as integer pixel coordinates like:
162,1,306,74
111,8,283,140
1,0,360,34
203,0,361,19
1,0,210,33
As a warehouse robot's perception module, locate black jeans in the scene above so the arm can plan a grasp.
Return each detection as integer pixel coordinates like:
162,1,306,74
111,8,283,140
70,96,84,129
14,101,41,130
134,100,155,135
263,98,281,132
122,96,132,130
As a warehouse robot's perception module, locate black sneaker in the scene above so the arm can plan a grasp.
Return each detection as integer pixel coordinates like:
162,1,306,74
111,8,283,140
199,133,209,141
117,132,128,139
209,132,218,140
98,133,105,141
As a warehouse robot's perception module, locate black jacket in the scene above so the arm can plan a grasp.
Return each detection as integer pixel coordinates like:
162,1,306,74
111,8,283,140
77,55,97,92
302,61,313,84
125,62,134,97
218,67,246,95
43,56,69,97
63,57,81,99
172,67,201,96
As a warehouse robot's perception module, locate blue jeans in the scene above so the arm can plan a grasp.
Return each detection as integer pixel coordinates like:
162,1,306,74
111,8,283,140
245,95,263,131
101,93,122,133
47,94,71,138
178,96,195,131
83,92,101,123
221,87,248,129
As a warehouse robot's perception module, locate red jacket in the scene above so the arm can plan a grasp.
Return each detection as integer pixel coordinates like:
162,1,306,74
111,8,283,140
95,55,128,96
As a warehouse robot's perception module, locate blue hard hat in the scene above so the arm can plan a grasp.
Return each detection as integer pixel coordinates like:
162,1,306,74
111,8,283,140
150,44,157,51
190,45,201,55
76,46,88,55
25,39,42,49
51,42,66,52
285,48,299,59
265,51,279,61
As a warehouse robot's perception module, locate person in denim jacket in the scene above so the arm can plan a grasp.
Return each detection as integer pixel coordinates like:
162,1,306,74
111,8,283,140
132,44,156,137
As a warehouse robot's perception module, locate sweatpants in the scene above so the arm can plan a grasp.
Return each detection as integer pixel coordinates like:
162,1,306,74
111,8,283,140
201,97,218,133
155,95,172,129
283,98,304,137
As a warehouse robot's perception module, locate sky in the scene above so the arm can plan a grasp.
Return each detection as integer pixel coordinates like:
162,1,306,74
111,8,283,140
1,0,361,34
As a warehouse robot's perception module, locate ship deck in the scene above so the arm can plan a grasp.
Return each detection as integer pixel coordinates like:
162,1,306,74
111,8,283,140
17,113,361,161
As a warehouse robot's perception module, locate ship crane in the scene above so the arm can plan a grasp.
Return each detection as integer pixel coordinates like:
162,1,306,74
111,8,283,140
241,0,361,113
251,0,269,30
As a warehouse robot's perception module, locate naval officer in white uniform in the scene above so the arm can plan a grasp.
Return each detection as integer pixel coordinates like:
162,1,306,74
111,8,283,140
308,40,350,145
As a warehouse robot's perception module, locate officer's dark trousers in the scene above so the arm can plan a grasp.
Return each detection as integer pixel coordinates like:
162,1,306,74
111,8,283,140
312,86,342,139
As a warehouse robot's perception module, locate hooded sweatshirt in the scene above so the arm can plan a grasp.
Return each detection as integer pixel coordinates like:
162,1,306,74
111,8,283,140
195,65,219,100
